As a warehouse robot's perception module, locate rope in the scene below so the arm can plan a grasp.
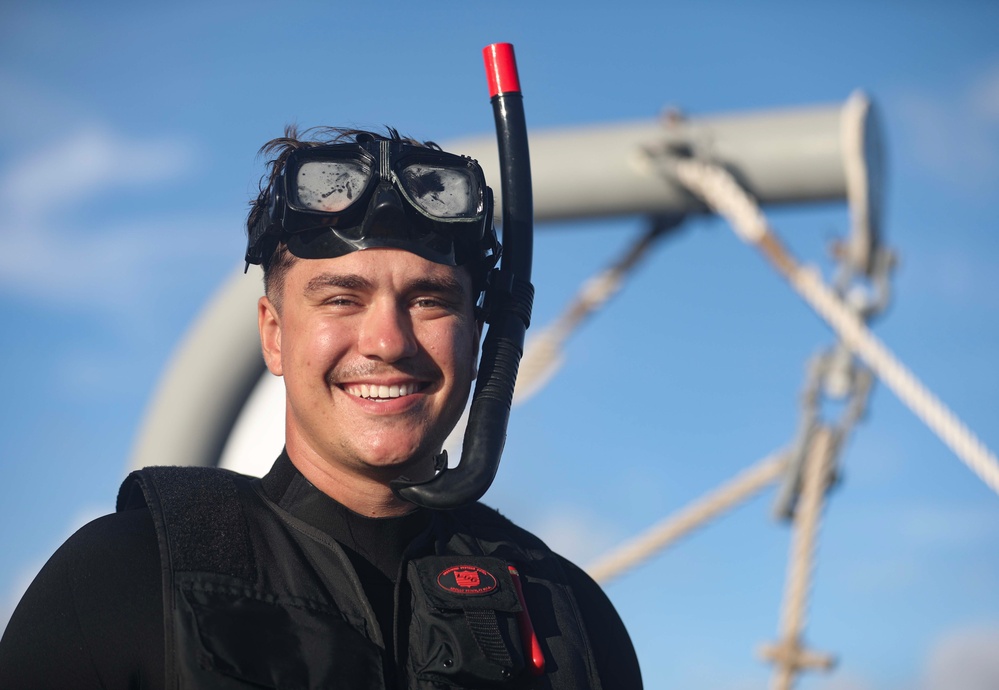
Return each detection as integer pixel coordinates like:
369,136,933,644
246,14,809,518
515,221,673,403
766,427,837,690
673,158,999,498
586,452,788,584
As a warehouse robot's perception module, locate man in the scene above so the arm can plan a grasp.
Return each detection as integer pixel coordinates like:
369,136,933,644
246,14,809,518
0,127,642,689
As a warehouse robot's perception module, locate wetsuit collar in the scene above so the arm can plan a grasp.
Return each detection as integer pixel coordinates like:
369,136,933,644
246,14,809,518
259,449,431,581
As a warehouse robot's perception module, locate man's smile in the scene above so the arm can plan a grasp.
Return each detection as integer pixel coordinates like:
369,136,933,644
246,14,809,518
341,381,429,401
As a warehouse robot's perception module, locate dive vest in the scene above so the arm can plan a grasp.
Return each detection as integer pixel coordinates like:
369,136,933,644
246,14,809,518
117,466,603,690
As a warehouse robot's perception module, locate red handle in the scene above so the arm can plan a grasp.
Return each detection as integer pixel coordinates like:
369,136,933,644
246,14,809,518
508,565,545,675
483,43,521,97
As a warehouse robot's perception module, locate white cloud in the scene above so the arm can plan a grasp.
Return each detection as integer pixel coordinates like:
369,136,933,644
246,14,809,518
846,428,908,488
926,249,989,304
0,211,234,312
532,503,623,565
900,244,999,312
922,626,999,690
835,552,921,595
895,92,996,193
810,626,999,690
0,126,193,221
969,64,999,122
812,674,875,690
892,501,999,549
0,70,91,144
891,61,999,197
0,126,237,314
828,496,999,600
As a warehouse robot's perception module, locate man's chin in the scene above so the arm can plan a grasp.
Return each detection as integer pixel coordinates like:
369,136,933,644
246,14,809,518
357,449,439,483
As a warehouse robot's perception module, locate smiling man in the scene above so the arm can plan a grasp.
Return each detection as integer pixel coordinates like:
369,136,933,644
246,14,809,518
0,127,642,689
265,248,479,516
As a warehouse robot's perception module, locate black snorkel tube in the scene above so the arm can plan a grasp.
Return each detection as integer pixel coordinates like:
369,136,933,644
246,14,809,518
393,43,534,510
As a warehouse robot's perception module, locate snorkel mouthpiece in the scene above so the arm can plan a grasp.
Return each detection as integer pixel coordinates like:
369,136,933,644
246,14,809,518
392,43,534,509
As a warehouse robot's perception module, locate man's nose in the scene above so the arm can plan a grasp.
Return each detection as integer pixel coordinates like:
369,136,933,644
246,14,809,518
358,300,419,362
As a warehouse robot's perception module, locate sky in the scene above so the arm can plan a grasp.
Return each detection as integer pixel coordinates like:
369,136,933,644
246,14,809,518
1,2,998,689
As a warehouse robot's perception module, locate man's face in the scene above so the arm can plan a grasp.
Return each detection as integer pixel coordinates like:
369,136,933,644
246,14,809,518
259,249,479,479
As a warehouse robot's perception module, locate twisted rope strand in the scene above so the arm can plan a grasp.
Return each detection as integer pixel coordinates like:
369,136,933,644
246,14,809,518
586,453,788,584
673,158,999,498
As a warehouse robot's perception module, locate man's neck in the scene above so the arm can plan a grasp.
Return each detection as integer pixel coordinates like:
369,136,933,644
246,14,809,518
284,439,431,517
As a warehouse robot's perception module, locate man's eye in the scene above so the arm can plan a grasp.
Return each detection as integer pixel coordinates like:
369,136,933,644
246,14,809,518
413,297,450,310
325,296,360,307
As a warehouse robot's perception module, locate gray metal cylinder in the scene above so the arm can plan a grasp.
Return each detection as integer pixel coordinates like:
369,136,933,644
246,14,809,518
128,268,265,470
448,92,881,233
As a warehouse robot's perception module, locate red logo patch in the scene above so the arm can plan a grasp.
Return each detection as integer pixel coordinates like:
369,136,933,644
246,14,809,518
437,565,498,595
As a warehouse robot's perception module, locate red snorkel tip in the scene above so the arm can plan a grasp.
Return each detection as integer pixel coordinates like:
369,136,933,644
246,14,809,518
484,43,521,97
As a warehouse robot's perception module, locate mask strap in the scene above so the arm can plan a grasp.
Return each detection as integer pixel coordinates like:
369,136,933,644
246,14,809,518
379,140,392,183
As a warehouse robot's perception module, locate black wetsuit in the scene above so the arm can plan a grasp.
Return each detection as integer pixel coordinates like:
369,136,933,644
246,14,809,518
0,453,641,689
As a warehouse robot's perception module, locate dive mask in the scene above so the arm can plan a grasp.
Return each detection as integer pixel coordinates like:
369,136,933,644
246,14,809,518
246,137,498,273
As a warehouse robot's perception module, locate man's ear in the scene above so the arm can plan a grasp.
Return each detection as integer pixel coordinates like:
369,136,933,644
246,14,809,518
258,296,283,376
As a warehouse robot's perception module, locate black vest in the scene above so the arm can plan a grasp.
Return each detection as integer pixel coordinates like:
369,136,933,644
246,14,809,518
117,466,603,690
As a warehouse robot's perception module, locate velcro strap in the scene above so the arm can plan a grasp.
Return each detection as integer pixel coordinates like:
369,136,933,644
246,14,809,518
464,609,514,668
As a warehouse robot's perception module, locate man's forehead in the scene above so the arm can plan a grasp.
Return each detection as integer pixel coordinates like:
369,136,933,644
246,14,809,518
291,249,472,297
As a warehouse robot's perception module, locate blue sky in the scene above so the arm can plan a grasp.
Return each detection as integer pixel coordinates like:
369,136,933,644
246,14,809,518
2,2,998,688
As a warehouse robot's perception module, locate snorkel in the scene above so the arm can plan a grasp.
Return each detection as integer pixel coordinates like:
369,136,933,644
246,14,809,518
392,43,534,509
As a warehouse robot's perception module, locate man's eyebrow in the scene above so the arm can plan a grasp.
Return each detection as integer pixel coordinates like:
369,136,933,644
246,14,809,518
406,276,468,299
303,273,374,295
302,272,467,300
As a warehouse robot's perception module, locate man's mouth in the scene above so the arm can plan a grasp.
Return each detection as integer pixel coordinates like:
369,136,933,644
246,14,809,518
342,382,427,401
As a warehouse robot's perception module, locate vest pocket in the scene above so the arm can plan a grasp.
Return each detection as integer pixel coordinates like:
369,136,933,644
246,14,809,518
408,556,529,687
178,585,386,689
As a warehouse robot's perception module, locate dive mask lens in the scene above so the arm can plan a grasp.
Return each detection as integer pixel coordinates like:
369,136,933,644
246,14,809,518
398,162,482,220
292,158,373,212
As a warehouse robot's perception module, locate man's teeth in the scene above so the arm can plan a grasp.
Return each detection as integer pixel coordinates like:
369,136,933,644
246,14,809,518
345,383,421,400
